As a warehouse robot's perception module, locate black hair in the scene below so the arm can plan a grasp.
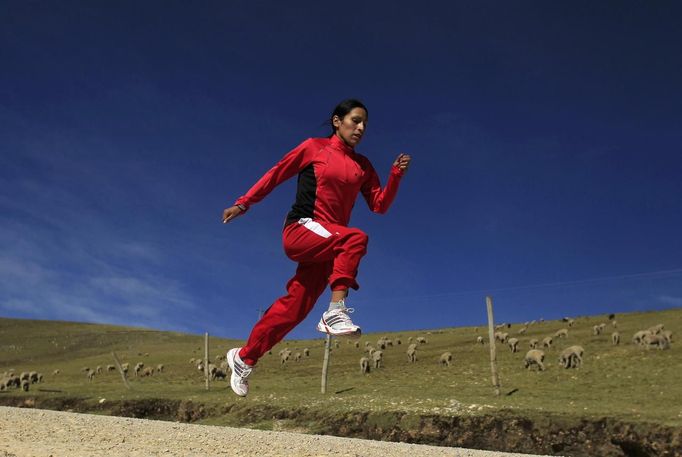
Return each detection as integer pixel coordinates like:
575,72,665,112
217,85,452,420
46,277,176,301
328,99,368,136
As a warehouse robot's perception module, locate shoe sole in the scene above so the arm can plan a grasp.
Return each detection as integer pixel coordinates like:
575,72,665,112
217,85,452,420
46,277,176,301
316,323,362,338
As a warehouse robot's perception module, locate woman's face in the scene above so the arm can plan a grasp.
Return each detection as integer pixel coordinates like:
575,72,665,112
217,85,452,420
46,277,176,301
333,107,367,148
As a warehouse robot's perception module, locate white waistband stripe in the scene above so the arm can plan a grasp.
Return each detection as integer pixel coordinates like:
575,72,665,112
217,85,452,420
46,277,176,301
298,218,332,238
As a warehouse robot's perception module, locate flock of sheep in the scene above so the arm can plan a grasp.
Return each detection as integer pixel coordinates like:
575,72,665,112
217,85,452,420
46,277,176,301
483,316,673,372
0,370,43,392
265,314,675,380
1,314,675,395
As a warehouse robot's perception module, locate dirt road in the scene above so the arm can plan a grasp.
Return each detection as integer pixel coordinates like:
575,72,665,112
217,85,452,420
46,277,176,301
0,406,554,457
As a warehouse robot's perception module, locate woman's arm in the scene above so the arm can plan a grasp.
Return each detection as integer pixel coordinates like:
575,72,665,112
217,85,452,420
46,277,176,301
361,153,411,214
222,139,316,223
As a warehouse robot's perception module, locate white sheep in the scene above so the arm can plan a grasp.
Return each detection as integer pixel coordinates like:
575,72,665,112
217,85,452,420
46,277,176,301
558,345,584,369
280,349,291,365
372,350,384,369
156,364,164,373
661,330,673,344
294,352,302,362
612,331,620,345
303,348,310,357
632,330,653,345
554,328,568,338
87,369,95,382
360,357,370,374
517,327,527,335
107,365,116,372
439,352,452,367
647,324,664,335
21,379,30,391
134,362,144,377
507,338,519,353
529,338,539,349
416,336,428,344
643,333,670,350
406,344,417,363
593,325,603,336
524,349,545,371
476,336,484,345
542,336,553,349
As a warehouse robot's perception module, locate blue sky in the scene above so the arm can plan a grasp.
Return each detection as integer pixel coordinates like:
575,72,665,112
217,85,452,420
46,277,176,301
2,1,681,340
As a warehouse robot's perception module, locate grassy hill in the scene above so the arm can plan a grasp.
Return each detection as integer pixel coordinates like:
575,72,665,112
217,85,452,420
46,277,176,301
1,308,680,454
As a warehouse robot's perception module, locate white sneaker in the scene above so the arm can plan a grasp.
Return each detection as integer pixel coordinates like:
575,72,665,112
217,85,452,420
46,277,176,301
226,348,252,397
316,306,361,337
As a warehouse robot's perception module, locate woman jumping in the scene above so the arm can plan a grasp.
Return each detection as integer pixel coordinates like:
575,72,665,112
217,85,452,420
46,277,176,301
221,99,411,396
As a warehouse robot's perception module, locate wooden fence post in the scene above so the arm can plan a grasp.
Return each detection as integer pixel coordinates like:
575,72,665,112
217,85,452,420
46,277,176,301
321,334,332,394
486,296,501,396
111,351,131,390
205,332,210,391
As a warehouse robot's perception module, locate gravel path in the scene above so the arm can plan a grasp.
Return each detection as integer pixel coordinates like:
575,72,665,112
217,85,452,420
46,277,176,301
0,406,553,457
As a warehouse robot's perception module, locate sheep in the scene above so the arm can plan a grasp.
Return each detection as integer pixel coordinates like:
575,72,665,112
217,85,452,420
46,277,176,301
364,345,375,354
95,365,102,374
554,328,568,338
558,345,584,369
134,362,144,377
567,319,575,327
476,336,484,345
280,349,291,365
395,338,402,345
384,339,394,347
612,320,618,328
612,331,620,345
406,344,417,363
507,338,519,353
87,369,95,382
643,333,670,350
407,337,413,344
354,341,360,348
517,327,527,335
593,325,603,336
439,352,452,367
141,367,154,377
648,324,665,335
213,368,227,380
416,336,428,344
214,354,225,362
661,330,673,344
121,363,129,376
376,339,387,350
53,369,60,376
294,352,302,362
107,365,116,372
524,350,545,371
156,364,164,373
360,357,370,374
21,379,30,391
189,358,196,365
20,372,30,382
542,336,553,349
29,371,39,384
632,330,653,345
529,338,539,349
303,348,310,357
372,350,384,369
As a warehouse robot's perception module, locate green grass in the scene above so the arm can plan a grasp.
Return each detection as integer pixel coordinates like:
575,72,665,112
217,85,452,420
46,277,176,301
1,309,681,427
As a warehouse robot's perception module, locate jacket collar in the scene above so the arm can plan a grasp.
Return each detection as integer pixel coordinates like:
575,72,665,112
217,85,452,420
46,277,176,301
329,134,355,154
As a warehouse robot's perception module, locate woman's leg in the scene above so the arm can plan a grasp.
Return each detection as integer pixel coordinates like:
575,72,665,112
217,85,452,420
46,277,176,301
239,260,332,366
283,218,369,291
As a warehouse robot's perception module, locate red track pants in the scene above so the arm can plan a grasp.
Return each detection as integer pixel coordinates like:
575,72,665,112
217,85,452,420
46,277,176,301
239,218,368,365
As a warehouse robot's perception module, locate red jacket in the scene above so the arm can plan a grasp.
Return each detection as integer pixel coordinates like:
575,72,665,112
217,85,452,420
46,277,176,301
235,135,404,227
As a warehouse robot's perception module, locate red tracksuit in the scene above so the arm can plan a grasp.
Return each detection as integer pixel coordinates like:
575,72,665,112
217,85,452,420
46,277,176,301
234,134,404,365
